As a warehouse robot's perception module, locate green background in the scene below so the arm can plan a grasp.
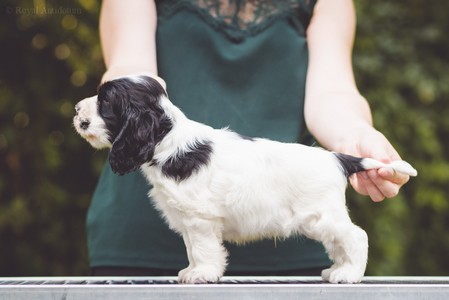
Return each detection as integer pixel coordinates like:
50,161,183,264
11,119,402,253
0,0,448,276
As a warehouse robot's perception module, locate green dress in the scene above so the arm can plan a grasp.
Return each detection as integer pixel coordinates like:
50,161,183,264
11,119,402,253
87,0,331,273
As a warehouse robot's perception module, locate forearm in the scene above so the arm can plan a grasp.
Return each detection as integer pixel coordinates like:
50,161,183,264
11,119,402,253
304,0,372,152
305,91,373,152
100,0,159,82
303,0,411,202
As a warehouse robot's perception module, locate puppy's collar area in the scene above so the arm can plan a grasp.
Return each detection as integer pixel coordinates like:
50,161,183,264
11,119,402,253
154,139,214,182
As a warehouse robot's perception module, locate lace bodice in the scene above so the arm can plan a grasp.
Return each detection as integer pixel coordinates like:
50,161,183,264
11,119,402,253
157,0,316,41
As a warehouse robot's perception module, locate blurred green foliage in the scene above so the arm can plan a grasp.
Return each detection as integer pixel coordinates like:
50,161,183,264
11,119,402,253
351,1,449,275
0,0,448,276
0,0,104,275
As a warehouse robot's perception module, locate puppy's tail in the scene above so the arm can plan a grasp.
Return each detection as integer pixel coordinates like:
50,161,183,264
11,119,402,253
333,152,418,178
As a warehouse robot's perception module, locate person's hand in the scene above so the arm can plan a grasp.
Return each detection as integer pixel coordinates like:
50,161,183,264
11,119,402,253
336,125,410,202
101,66,166,90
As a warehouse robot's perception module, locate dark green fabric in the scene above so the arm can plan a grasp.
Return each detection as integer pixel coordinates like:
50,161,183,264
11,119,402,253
87,0,332,272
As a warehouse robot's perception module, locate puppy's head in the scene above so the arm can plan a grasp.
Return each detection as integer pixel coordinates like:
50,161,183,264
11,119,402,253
73,75,172,175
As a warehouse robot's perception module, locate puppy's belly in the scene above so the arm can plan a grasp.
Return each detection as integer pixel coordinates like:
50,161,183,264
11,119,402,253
221,209,299,243
155,192,300,243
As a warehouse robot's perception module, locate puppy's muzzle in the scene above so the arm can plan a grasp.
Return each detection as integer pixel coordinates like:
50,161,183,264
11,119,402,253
79,120,90,130
74,104,90,130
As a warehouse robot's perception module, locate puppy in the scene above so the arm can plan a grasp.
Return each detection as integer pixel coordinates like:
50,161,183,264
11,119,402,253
74,75,417,284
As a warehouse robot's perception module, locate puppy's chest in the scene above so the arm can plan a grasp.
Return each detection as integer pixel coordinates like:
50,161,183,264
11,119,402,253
142,164,222,217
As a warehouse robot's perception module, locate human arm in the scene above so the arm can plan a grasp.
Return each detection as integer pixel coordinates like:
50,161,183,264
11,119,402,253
304,0,409,202
99,0,165,87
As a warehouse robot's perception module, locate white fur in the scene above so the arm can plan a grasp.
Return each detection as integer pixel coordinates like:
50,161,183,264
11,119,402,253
74,89,417,284
73,96,112,149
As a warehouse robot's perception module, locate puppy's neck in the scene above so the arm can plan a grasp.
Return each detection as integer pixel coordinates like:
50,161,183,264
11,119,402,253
159,95,187,124
153,96,212,164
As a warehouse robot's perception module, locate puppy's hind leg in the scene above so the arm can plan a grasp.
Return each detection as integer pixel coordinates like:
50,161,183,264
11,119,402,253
300,202,368,284
321,222,368,284
178,218,228,284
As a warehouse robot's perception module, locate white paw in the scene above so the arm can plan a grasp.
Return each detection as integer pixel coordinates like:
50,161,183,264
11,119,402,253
321,265,337,282
321,265,364,284
178,266,222,284
178,266,194,281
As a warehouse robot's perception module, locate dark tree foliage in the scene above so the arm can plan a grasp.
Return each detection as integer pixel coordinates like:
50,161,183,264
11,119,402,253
0,0,447,276
0,0,104,275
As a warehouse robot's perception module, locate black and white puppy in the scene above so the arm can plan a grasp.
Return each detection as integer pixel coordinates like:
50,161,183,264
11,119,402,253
73,75,417,284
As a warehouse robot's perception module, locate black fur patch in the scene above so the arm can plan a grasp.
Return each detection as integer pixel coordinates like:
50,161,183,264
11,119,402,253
334,153,365,178
160,140,213,182
97,76,173,175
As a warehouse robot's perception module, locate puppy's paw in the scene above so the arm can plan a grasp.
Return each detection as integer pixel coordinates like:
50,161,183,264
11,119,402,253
321,266,337,282
178,266,222,284
321,265,363,284
178,266,194,281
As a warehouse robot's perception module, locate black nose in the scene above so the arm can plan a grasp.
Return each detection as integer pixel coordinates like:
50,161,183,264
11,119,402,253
80,120,90,130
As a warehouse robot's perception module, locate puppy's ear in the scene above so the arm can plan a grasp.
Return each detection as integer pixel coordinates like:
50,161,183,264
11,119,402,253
109,111,157,175
101,75,172,175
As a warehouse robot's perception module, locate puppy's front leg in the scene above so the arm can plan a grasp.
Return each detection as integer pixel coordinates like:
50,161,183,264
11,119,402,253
178,232,195,279
178,218,227,284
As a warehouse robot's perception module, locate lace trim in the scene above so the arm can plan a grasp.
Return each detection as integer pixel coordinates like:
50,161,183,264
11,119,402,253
157,0,316,42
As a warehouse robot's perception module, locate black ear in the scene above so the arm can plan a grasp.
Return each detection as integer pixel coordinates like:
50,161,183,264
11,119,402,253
109,112,156,175
99,75,172,175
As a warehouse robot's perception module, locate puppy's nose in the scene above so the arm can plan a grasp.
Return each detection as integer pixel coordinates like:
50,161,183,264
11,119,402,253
80,120,90,130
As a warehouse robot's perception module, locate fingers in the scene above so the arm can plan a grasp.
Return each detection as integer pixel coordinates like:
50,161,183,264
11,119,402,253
367,169,400,200
378,167,410,185
350,169,410,202
351,171,386,202
102,69,167,90
334,126,412,202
